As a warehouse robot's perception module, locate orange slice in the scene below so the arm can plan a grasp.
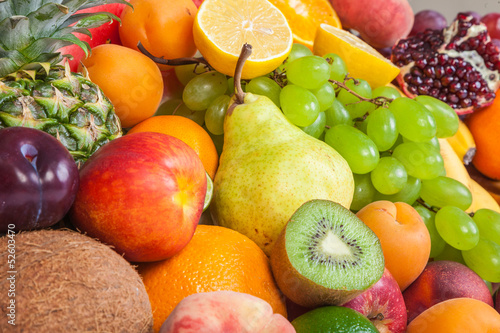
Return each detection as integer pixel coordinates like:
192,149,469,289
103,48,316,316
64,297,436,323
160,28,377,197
193,0,293,79
268,0,342,50
313,23,400,88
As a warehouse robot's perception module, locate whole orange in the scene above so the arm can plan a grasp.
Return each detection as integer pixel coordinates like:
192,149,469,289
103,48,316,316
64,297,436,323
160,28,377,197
466,92,500,180
127,115,219,179
356,201,431,291
80,44,163,128
407,297,500,333
138,224,287,332
119,0,197,71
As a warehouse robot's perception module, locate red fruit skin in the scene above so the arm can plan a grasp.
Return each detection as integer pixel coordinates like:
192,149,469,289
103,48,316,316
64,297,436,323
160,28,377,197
58,3,129,72
496,290,500,314
342,267,407,333
328,0,414,49
403,260,494,323
69,132,207,263
192,0,203,7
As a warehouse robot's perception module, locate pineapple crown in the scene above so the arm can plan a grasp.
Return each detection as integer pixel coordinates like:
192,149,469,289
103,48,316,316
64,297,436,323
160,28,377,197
0,0,131,78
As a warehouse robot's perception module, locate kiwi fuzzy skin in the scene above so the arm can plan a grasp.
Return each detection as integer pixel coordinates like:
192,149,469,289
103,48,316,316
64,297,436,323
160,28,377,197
0,229,153,332
270,226,364,308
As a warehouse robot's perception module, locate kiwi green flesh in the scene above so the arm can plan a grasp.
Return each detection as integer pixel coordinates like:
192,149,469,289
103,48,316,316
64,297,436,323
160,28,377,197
285,199,384,291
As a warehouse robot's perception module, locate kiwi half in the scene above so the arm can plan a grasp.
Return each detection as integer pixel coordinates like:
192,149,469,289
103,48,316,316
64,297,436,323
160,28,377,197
270,199,385,308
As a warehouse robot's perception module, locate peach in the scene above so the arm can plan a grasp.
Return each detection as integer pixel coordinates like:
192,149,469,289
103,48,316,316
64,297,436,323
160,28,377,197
159,291,295,333
328,0,414,49
403,260,494,323
356,201,431,291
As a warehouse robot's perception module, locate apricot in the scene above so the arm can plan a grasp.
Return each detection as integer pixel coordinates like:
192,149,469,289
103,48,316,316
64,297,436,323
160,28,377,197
407,298,500,333
80,44,163,128
328,0,414,49
356,201,431,291
403,260,494,323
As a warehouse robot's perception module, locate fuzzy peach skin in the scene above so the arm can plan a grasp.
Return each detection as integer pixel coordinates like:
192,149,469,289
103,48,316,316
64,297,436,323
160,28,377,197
328,0,414,49
159,291,295,333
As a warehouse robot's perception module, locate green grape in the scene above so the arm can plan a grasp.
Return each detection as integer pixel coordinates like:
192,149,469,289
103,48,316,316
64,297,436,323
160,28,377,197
300,112,326,139
370,156,407,195
402,136,441,153
375,176,421,205
205,128,224,156
278,43,313,72
372,86,402,100
366,107,398,151
433,243,466,265
415,95,459,138
388,134,404,152
354,118,367,133
413,204,446,258
155,99,205,126
322,53,348,83
205,95,231,135
366,86,401,113
336,79,373,119
246,76,281,107
463,238,500,282
392,142,444,180
389,97,437,142
280,84,320,127
435,206,480,251
226,77,246,96
183,71,228,111
472,209,500,245
324,124,379,174
310,82,336,112
351,173,377,212
286,55,331,90
174,63,209,86
325,99,351,127
420,176,473,210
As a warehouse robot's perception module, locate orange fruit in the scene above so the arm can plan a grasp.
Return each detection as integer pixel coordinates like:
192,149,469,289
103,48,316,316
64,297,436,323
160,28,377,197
268,0,342,50
193,0,293,79
407,297,500,333
466,91,500,180
313,24,400,88
127,115,219,179
138,224,287,332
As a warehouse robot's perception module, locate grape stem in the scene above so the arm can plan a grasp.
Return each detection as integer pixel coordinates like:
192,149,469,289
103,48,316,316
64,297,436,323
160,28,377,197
416,199,475,217
137,41,211,67
329,76,394,109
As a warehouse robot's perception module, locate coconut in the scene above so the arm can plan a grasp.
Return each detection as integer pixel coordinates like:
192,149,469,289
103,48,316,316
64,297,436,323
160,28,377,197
0,229,153,332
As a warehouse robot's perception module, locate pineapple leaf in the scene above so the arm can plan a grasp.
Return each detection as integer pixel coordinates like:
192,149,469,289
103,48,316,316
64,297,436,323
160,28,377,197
0,15,31,51
61,11,120,30
79,0,131,11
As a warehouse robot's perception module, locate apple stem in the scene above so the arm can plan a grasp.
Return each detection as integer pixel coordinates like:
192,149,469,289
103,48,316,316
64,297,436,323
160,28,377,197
233,43,252,105
137,41,211,67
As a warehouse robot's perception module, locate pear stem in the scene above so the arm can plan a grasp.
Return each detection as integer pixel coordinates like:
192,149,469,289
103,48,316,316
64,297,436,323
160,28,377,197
137,41,211,67
233,43,252,105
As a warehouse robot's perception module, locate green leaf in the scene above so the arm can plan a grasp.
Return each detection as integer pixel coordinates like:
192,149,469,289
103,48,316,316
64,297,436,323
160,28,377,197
0,15,32,51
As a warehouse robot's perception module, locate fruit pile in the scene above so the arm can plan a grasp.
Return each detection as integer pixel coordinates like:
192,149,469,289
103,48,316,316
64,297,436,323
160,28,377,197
2,0,500,332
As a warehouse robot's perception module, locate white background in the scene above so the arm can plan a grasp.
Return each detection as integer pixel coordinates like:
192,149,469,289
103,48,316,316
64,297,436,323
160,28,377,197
408,0,500,22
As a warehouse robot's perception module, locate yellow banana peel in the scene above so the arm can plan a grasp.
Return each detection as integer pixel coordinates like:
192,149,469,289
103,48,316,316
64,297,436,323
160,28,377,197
446,119,476,166
439,138,500,214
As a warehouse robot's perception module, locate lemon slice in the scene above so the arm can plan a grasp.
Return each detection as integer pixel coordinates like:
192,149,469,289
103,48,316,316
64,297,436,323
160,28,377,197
193,0,293,79
268,0,342,50
313,23,400,88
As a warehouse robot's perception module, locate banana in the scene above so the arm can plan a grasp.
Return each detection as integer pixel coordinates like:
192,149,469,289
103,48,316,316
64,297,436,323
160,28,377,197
446,119,476,165
438,138,500,214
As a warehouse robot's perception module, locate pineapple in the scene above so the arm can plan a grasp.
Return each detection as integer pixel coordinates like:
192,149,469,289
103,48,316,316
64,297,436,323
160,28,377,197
0,0,129,166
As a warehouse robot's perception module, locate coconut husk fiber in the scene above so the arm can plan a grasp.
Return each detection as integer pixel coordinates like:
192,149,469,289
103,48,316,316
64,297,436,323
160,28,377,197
0,228,153,332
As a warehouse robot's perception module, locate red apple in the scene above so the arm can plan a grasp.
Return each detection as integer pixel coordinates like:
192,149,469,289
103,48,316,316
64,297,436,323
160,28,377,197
496,289,500,313
403,260,494,323
342,267,407,333
69,132,207,262
192,0,203,7
59,2,130,72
